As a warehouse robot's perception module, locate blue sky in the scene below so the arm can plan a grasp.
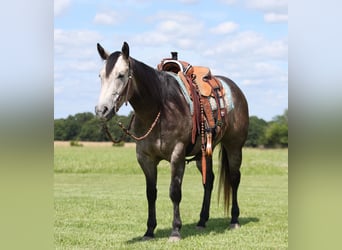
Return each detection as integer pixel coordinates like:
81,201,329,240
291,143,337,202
54,0,287,121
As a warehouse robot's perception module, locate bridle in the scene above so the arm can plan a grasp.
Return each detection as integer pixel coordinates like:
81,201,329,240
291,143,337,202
112,67,133,112
101,60,161,143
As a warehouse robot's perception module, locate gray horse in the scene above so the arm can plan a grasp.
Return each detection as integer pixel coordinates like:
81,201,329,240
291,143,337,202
95,42,249,241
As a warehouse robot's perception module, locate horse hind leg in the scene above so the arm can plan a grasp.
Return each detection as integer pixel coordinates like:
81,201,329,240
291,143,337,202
219,144,242,229
228,147,242,229
196,155,214,229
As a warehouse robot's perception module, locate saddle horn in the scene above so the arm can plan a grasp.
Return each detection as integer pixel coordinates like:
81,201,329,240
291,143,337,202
171,52,178,60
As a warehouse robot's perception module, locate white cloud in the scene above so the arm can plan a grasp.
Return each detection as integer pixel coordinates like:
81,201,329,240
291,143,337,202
246,0,287,23
134,32,169,46
218,0,237,4
54,0,71,17
134,12,204,49
54,28,104,111
264,13,288,23
203,31,263,56
68,61,99,72
224,59,287,86
93,10,122,25
147,11,190,23
177,38,194,49
201,30,287,104
178,0,198,4
157,18,203,37
54,85,64,95
241,79,263,86
203,30,287,62
54,29,102,45
54,29,102,57
158,20,179,33
247,0,287,12
210,21,239,34
255,39,288,59
254,62,284,77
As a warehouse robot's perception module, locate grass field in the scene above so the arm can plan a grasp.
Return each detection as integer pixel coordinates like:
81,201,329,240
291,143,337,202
54,143,288,249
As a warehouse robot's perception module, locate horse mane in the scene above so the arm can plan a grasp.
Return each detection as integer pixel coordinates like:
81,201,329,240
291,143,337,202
130,58,186,114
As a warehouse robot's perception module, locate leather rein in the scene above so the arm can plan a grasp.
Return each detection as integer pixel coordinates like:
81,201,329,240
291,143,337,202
102,111,161,143
101,64,161,143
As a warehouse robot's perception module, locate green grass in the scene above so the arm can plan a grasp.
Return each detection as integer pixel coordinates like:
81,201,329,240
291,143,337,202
54,146,288,249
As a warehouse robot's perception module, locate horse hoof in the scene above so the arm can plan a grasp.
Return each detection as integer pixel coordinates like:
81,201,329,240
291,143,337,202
196,225,205,230
142,236,154,241
168,236,181,242
230,223,241,230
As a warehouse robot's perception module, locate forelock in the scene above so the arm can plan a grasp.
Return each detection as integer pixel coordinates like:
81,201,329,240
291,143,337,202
105,52,121,78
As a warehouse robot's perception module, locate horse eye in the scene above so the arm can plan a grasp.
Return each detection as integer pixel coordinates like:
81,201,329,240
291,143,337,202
118,73,124,79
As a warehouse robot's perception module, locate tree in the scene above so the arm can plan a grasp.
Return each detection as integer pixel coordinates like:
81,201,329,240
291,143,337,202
264,109,288,147
245,116,267,147
54,119,67,140
74,112,95,123
63,115,82,140
54,113,95,141
54,112,137,142
78,118,107,141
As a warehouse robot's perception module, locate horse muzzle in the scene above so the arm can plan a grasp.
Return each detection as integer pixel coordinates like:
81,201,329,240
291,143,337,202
95,104,115,120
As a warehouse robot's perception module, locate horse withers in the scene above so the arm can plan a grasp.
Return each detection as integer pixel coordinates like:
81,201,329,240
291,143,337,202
95,42,249,241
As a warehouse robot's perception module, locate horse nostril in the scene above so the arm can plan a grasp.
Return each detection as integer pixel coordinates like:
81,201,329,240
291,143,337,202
95,105,109,117
102,106,108,114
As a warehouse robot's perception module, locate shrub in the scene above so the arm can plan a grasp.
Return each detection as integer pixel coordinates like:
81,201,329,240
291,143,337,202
112,141,125,147
70,140,83,147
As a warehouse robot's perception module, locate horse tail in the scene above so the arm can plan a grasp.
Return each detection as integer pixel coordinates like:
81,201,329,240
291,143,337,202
218,144,231,215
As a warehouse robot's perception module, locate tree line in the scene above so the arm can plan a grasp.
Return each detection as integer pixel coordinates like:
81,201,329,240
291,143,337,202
54,109,288,148
246,109,288,148
54,112,135,143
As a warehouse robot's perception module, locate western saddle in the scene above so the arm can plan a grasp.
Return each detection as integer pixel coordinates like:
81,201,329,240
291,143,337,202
157,52,227,184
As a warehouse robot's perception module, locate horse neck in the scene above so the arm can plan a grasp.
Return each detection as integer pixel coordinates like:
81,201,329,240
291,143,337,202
129,58,162,120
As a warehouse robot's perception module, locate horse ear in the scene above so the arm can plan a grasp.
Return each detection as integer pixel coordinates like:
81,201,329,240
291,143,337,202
121,41,129,59
97,43,109,60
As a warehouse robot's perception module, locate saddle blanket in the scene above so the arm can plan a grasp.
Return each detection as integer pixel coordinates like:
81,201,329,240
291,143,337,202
166,71,234,115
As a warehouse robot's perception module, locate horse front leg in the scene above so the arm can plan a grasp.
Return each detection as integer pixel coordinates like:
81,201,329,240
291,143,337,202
196,156,214,228
169,143,186,241
137,153,159,240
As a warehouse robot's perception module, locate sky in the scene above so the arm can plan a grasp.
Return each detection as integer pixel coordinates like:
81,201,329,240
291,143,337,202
54,0,287,122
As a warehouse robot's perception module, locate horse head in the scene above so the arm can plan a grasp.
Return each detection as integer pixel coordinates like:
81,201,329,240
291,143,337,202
95,42,132,120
